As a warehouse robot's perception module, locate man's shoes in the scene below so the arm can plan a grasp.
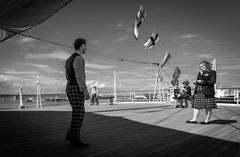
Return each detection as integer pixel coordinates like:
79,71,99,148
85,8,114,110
70,141,90,147
186,120,198,124
66,136,89,147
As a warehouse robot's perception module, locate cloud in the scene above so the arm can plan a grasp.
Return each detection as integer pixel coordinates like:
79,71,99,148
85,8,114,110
112,21,133,42
85,70,98,75
15,36,37,49
113,34,130,42
115,21,132,29
4,70,39,75
219,64,240,70
0,80,19,94
116,23,123,28
142,67,156,70
90,40,102,45
179,34,199,39
198,54,213,59
205,40,221,45
25,50,70,60
17,37,36,43
86,62,116,70
25,63,64,74
0,74,67,94
101,49,114,55
87,80,107,89
126,28,133,33
0,74,37,94
117,70,151,78
181,37,221,47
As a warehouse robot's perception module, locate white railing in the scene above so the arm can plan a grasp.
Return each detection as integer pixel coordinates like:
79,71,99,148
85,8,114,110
115,90,174,104
234,89,239,106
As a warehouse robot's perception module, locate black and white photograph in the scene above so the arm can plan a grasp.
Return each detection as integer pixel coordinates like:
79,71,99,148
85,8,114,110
0,0,240,156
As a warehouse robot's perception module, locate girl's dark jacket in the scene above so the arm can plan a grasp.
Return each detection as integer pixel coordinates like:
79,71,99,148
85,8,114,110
194,70,216,96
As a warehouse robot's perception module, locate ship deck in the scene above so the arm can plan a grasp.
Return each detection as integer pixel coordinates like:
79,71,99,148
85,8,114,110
0,103,240,157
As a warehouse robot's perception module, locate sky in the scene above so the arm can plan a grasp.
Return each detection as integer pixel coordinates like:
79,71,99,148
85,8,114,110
0,0,240,94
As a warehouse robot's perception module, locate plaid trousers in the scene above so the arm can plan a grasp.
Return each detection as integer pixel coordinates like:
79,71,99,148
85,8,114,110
66,84,85,142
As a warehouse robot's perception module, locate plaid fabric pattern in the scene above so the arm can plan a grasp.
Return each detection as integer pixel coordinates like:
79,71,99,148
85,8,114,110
193,85,217,109
66,84,85,142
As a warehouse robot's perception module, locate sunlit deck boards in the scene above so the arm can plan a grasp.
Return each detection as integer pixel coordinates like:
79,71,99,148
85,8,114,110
0,103,239,156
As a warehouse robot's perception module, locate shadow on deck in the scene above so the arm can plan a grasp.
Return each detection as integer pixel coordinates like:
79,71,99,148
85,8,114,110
0,110,239,157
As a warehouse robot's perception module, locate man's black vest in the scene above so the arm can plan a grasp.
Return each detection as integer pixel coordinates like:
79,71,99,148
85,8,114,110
65,53,80,85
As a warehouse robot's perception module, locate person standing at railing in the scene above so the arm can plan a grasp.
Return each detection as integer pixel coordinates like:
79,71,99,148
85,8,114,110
186,60,217,124
90,86,99,105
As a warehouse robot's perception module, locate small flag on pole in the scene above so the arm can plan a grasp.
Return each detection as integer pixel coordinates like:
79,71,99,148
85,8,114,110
160,51,171,68
134,5,147,40
211,58,216,71
171,66,181,86
143,32,159,50
211,58,217,91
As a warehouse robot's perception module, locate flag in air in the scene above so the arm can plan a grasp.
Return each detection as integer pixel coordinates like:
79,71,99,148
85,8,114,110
160,51,171,68
134,5,147,40
171,66,181,86
143,32,159,50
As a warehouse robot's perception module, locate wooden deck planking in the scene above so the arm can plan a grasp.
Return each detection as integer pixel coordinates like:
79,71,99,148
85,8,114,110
0,103,240,156
85,103,240,156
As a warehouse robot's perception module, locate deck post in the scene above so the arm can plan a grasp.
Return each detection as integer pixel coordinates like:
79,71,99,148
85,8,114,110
18,86,24,109
36,75,42,108
114,71,117,104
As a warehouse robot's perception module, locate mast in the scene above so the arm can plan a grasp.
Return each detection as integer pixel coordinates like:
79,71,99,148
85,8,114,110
18,86,24,109
36,75,42,108
114,71,117,104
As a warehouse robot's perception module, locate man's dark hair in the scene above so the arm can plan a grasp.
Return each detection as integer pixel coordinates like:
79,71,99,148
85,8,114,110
74,38,86,50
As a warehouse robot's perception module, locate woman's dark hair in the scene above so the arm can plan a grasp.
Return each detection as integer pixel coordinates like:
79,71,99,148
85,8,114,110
74,38,86,50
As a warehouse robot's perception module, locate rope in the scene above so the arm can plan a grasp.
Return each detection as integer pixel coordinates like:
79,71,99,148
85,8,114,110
1,28,161,66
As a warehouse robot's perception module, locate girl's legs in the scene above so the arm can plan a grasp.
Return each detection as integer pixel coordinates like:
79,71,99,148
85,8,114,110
205,109,212,123
190,108,200,121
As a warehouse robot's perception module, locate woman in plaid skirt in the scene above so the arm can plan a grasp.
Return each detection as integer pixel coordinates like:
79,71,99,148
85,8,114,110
65,38,90,147
186,60,217,124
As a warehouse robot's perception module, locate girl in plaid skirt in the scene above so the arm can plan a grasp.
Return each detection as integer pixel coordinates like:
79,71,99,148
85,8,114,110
186,60,217,124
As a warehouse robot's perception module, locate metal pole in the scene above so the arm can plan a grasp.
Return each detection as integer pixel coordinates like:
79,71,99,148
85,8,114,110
237,89,239,106
149,91,151,102
153,76,157,102
36,75,42,108
19,86,24,109
39,85,42,107
114,71,117,104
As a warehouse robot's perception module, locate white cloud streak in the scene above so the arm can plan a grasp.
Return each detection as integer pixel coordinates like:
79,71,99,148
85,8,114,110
87,80,107,88
198,54,213,59
113,34,130,42
179,34,199,39
86,62,116,70
25,50,71,60
25,63,64,74
4,70,39,75
17,37,36,43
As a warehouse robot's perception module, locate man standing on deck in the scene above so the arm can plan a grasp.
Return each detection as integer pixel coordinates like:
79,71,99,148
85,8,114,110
90,86,99,105
65,38,90,147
